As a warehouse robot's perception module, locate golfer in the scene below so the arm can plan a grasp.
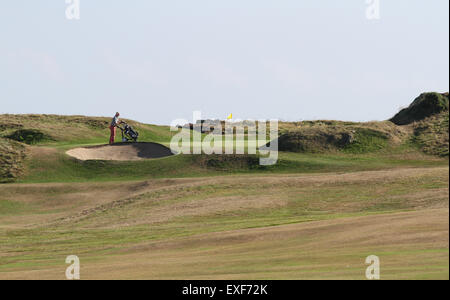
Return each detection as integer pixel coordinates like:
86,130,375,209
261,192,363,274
109,112,122,145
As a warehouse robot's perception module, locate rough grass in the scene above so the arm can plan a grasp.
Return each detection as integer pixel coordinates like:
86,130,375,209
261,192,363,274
412,112,449,157
0,139,26,183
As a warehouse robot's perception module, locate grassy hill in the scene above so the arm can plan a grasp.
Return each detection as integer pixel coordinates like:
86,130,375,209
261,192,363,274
0,94,448,280
275,92,449,158
0,93,449,184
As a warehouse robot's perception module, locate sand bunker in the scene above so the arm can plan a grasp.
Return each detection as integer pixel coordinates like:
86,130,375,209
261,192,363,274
66,143,174,161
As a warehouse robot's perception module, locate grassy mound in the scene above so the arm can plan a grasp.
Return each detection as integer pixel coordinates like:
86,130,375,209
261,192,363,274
391,92,449,125
275,122,394,154
277,129,354,153
412,112,449,157
0,139,26,183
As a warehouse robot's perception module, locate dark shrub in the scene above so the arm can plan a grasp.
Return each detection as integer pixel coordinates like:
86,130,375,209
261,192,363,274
7,129,53,145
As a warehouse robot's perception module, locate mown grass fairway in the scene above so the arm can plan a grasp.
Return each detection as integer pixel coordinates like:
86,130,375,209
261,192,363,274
0,110,448,280
0,167,448,279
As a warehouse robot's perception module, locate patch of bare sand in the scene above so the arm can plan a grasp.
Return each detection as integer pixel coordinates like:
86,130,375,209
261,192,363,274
66,142,173,161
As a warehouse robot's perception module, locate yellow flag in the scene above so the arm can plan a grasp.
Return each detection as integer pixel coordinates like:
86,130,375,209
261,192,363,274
227,113,233,120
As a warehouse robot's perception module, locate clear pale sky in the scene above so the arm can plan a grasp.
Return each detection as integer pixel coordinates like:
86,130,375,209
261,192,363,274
0,1,448,125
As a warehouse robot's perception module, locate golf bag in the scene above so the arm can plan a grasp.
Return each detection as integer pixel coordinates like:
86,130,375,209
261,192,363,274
118,122,139,142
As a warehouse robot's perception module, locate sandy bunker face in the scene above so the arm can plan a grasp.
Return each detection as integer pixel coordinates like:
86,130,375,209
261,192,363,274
66,143,174,161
